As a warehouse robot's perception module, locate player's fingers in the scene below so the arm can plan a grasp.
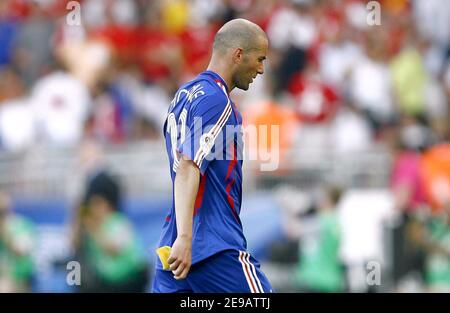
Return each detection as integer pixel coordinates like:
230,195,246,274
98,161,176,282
169,259,181,271
175,265,190,280
167,254,177,265
172,263,185,277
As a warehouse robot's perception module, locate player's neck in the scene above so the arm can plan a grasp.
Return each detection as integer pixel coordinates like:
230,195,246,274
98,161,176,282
206,62,234,92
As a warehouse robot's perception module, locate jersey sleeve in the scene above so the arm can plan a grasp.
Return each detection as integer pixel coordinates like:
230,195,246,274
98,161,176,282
178,91,231,175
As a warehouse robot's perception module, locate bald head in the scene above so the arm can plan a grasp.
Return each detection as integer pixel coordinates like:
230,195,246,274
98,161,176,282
213,19,267,55
208,18,268,91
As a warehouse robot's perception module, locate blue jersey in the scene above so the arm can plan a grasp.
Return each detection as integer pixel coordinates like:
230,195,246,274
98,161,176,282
157,71,246,269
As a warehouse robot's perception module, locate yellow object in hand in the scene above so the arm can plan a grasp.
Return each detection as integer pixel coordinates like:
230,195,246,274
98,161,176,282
156,246,172,270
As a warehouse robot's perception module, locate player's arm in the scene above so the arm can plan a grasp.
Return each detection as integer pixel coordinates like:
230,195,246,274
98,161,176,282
168,154,200,280
168,89,229,279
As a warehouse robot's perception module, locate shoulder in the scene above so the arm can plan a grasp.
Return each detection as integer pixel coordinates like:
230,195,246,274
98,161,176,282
189,79,229,113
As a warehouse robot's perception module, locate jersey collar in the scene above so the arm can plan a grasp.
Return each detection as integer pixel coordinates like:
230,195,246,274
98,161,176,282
200,70,229,94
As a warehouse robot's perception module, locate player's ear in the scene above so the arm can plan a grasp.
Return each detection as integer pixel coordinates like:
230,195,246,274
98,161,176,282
233,48,244,64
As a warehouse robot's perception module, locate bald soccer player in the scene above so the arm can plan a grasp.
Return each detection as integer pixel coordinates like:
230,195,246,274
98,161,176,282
152,19,272,293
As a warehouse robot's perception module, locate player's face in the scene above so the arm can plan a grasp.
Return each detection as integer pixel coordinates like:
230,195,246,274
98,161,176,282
233,37,268,91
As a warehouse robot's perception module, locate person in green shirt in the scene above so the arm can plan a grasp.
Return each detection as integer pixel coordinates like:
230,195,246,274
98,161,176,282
74,173,149,292
423,203,450,292
294,186,345,293
0,191,35,293
406,203,450,292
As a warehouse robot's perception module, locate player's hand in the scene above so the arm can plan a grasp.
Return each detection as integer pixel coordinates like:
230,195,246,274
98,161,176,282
168,235,192,280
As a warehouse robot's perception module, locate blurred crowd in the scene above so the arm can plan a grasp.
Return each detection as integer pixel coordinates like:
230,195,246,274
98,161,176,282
0,0,448,152
0,0,449,292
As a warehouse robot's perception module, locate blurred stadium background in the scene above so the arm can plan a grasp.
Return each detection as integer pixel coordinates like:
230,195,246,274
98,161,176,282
0,0,449,293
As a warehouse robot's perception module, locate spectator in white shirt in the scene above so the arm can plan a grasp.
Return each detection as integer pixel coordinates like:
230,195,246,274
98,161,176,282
30,71,91,147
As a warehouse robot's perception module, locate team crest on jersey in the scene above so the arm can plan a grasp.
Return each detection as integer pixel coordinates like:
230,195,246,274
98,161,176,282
200,133,214,155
